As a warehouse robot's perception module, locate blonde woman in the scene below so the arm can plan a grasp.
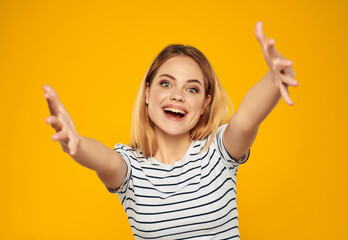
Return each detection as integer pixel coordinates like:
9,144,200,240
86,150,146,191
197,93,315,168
44,22,298,239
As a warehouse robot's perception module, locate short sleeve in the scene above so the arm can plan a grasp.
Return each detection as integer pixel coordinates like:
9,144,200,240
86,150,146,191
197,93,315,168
215,124,250,167
104,143,132,194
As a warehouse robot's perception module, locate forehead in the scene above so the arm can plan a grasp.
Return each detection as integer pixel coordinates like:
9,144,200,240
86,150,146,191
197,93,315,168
155,56,204,82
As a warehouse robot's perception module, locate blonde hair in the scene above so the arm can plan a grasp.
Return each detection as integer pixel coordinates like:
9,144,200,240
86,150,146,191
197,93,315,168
130,44,232,157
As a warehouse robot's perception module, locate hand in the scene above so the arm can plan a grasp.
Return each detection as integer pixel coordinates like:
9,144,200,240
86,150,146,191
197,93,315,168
255,21,298,106
43,85,80,156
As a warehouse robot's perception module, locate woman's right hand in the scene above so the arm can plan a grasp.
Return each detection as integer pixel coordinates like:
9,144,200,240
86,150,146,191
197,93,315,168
43,85,80,156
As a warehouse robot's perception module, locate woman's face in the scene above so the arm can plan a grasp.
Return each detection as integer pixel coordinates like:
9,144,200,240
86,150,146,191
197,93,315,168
145,55,211,137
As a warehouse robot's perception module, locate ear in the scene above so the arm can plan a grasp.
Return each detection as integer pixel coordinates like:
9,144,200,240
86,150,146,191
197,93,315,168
201,94,212,115
145,82,150,104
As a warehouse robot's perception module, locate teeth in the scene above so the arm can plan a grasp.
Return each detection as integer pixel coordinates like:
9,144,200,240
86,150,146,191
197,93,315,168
164,108,186,115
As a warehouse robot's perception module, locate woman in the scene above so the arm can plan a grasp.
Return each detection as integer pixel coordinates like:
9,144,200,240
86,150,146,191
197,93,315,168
44,22,298,239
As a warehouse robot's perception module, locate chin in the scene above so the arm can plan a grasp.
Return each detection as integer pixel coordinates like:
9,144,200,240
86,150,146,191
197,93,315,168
163,127,190,137
154,123,192,137
151,114,200,138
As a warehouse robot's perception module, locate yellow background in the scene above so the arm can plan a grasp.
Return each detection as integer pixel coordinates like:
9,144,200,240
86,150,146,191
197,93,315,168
1,0,347,239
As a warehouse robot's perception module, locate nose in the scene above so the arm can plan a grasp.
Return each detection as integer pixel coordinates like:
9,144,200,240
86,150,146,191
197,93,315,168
170,89,184,102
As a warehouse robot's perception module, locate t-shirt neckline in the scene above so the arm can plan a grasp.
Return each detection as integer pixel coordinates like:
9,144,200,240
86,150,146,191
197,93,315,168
147,140,196,167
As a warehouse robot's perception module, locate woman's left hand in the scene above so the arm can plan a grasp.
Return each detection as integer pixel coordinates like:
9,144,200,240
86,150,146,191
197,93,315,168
255,21,298,106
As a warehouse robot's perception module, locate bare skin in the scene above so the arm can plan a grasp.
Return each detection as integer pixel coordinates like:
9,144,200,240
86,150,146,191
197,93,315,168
145,56,211,164
43,84,127,189
224,22,298,160
44,21,298,189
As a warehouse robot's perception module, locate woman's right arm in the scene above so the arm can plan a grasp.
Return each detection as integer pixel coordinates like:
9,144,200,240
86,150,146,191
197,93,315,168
43,84,126,189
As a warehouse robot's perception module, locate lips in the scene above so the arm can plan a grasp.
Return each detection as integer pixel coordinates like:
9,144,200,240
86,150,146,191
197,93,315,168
162,105,187,120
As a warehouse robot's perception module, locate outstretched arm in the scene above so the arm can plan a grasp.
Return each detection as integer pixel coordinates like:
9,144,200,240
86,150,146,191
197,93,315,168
224,22,299,161
43,85,126,189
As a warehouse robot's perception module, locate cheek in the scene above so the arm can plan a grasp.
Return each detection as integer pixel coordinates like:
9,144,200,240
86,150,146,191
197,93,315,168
190,97,207,111
149,90,168,105
148,88,169,114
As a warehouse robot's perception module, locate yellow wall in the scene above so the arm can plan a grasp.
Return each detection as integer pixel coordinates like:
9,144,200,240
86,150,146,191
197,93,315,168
1,0,347,239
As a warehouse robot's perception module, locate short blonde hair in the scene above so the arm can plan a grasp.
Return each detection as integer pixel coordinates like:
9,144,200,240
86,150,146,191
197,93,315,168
130,44,232,157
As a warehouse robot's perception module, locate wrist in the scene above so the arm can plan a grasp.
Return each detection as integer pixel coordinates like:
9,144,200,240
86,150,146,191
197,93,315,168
267,70,281,91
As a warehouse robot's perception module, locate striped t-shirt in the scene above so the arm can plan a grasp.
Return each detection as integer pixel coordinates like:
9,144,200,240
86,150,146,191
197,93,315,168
106,124,250,239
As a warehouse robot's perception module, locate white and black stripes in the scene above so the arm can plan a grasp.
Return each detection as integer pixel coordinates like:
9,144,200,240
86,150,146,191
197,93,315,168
106,124,250,240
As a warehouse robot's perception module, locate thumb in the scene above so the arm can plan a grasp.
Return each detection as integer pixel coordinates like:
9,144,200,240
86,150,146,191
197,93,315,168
68,134,80,157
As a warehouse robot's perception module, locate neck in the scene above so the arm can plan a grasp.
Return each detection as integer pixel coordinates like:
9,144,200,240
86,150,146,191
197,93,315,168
153,128,192,165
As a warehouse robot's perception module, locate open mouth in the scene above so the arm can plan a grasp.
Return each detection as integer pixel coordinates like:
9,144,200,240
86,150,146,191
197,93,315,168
163,108,186,119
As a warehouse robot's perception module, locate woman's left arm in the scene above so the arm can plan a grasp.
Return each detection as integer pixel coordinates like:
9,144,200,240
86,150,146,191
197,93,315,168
224,21,299,161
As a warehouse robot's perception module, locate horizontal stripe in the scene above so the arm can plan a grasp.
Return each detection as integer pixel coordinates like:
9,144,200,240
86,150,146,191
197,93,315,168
132,208,237,234
107,124,249,239
175,226,240,240
132,173,201,194
127,196,237,225
126,167,236,203
124,175,236,207
133,215,238,239
131,163,202,179
130,154,223,191
129,148,211,173
125,187,235,216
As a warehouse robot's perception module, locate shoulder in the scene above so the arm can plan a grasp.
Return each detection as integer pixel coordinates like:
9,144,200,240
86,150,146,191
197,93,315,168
204,124,228,147
114,143,137,156
189,124,227,155
114,143,132,152
211,124,250,165
113,143,147,164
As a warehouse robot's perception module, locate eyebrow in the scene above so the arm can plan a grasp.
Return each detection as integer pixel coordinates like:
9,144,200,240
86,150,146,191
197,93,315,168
159,74,202,86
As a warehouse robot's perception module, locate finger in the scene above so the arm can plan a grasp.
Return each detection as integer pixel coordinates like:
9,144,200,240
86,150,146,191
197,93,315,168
281,67,295,78
280,82,294,106
287,67,296,78
43,85,62,116
278,61,296,80
45,115,63,131
274,59,293,73
52,130,69,142
255,21,268,47
69,138,78,156
280,74,299,87
266,38,276,58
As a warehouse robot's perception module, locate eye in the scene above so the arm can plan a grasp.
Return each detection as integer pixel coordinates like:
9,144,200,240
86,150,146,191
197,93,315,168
187,87,199,93
160,81,171,88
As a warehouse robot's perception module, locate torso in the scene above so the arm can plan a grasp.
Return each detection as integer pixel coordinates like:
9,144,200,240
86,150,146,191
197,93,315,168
108,125,248,239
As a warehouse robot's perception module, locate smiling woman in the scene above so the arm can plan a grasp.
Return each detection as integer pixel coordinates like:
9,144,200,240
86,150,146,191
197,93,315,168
151,69,209,125
133,45,230,158
145,55,213,153
44,22,299,239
